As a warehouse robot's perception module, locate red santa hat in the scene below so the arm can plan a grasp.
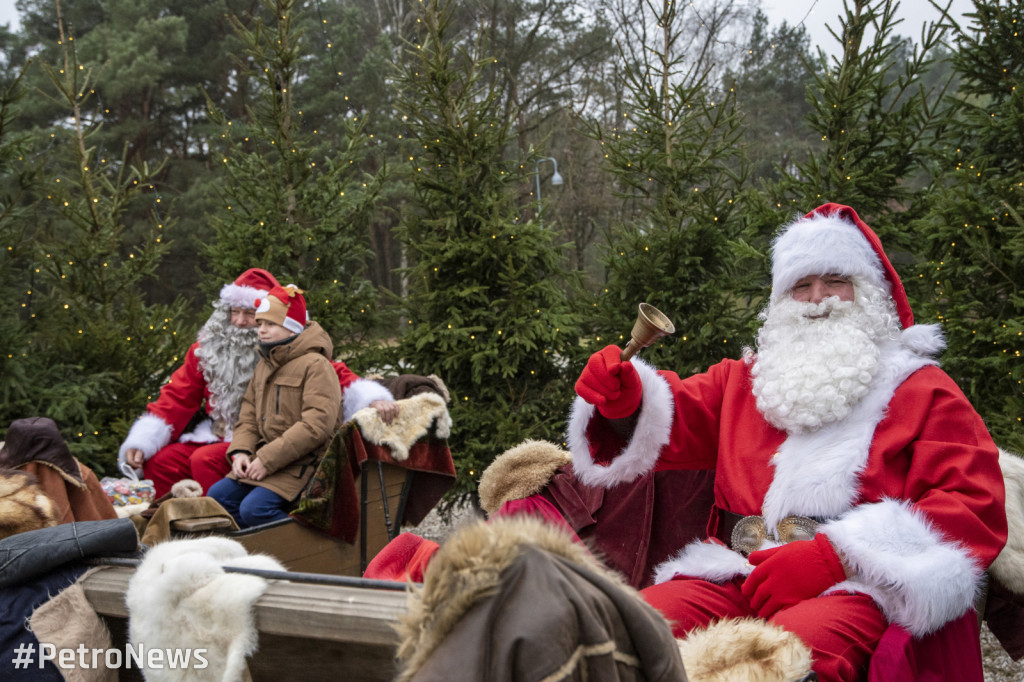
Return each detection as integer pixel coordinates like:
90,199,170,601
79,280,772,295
770,203,914,329
255,284,307,334
218,268,279,310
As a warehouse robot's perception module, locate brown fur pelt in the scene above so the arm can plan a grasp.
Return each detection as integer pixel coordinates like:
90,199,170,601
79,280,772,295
394,515,643,681
0,468,58,540
353,392,452,461
991,448,1024,594
477,439,572,516
676,618,813,682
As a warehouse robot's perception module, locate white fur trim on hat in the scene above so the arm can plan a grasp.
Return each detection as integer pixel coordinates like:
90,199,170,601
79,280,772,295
821,498,983,636
118,413,174,465
567,357,674,488
219,282,269,309
771,213,888,304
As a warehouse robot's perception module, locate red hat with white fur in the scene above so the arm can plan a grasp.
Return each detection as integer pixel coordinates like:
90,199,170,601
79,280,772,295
255,284,307,334
219,268,279,309
770,203,914,329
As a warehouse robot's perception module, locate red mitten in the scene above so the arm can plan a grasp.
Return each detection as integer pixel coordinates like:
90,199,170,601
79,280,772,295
574,345,643,419
740,533,847,618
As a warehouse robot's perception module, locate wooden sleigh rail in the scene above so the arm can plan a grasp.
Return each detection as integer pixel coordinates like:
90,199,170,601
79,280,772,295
79,564,410,680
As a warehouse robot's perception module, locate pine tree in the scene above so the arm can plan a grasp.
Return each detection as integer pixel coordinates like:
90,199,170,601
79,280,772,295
762,0,956,246
909,0,1024,451
202,0,386,351
7,11,191,470
392,0,582,503
583,0,760,377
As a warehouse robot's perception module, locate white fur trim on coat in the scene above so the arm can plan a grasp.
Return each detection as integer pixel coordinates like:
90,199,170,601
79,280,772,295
126,536,284,682
653,540,754,586
821,498,982,637
118,413,174,465
178,418,219,445
566,357,674,488
342,378,396,424
761,337,938,531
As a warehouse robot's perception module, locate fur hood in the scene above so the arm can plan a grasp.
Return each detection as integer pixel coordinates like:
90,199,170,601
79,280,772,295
477,439,571,515
395,515,685,682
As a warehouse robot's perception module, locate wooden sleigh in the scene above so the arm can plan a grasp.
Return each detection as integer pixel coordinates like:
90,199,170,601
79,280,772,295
81,421,456,681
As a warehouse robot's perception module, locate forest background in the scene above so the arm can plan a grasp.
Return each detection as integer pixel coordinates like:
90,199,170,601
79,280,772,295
0,0,1021,503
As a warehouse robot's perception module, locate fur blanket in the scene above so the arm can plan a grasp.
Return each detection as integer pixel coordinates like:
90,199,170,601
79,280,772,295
352,392,452,461
126,537,284,681
0,469,57,540
677,618,813,682
992,448,1024,594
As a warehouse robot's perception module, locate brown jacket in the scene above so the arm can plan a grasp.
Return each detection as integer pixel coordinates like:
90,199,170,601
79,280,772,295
227,321,343,501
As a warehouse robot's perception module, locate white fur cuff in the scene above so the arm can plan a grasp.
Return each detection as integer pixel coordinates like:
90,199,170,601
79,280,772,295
822,498,983,636
567,357,674,488
342,378,396,423
653,540,752,585
118,413,174,464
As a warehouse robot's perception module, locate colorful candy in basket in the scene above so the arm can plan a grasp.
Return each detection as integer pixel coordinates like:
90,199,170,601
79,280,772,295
100,462,156,506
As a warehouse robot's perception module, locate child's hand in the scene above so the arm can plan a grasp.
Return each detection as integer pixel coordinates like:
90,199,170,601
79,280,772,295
245,457,269,481
231,453,251,478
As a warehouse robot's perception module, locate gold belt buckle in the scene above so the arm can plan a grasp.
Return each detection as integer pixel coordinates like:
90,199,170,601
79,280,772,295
731,515,820,556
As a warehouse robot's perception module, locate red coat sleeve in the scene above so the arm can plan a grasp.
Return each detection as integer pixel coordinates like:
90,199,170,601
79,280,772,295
145,342,209,441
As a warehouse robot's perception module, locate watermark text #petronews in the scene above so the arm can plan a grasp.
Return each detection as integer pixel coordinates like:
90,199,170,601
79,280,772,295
11,642,208,670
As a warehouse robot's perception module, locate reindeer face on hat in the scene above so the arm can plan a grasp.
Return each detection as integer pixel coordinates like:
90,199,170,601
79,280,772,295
254,284,308,335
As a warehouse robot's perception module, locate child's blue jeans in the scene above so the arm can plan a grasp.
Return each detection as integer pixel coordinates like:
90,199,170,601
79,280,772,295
208,478,291,528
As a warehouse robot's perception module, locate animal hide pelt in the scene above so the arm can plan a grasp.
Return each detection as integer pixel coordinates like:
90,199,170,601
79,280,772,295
676,618,813,682
992,448,1024,594
353,392,452,461
126,536,284,681
0,468,58,540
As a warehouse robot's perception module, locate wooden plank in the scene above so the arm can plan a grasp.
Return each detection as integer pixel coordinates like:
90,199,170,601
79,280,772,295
81,566,408,646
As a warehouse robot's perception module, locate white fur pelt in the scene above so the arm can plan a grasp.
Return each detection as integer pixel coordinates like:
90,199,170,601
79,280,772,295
991,448,1024,594
352,392,452,461
126,537,284,682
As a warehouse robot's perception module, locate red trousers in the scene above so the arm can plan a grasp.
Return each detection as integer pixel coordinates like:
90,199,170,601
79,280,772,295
143,441,231,498
642,576,888,682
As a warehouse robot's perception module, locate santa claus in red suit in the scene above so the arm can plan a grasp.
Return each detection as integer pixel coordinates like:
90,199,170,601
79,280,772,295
569,204,1007,681
119,268,397,498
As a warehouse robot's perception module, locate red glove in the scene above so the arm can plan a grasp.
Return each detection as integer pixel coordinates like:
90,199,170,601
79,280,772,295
740,533,847,618
575,345,643,419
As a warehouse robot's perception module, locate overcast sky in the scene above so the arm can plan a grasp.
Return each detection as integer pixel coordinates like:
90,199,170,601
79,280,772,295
0,0,975,56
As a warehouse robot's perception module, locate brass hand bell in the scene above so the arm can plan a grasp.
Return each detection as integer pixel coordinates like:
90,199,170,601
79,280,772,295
620,303,675,361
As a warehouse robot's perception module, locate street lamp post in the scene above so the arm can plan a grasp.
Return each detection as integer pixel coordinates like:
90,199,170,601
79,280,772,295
534,157,563,229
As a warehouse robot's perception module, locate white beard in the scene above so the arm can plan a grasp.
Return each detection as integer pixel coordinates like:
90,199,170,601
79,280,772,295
749,290,897,434
194,301,261,431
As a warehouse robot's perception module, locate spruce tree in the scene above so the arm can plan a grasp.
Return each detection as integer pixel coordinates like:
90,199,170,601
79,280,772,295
202,0,385,351
909,0,1023,451
8,13,191,470
761,0,955,246
583,0,759,377
392,0,582,502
